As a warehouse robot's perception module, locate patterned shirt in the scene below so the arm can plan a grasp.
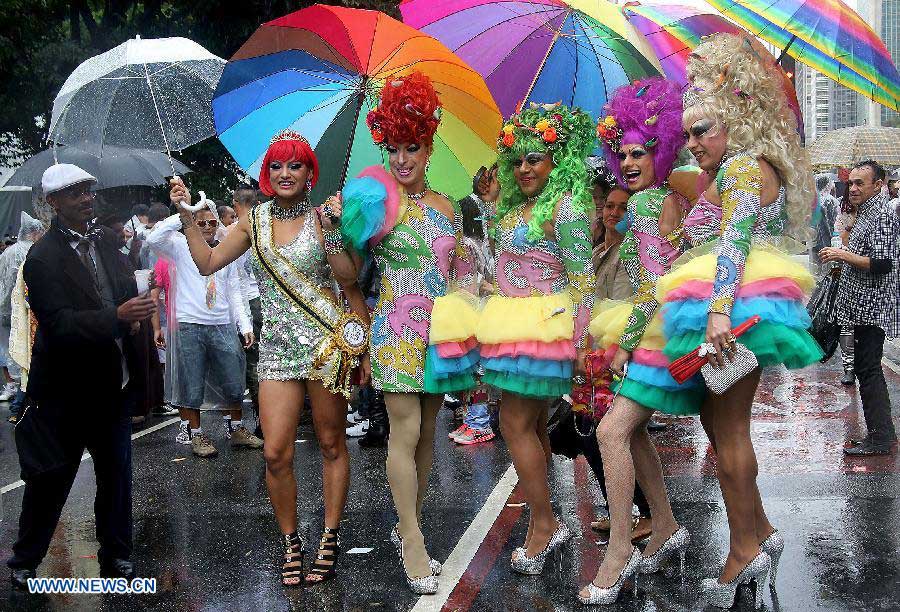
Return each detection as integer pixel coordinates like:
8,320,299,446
834,192,900,337
617,186,688,351
493,193,594,347
710,153,787,316
370,197,473,392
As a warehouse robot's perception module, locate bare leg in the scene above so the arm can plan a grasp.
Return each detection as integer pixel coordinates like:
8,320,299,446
305,381,351,583
707,369,770,582
259,380,305,535
385,392,431,578
524,402,552,551
500,394,558,558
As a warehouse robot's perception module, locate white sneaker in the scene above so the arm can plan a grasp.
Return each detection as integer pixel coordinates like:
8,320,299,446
175,422,192,445
346,419,369,437
0,382,17,402
347,410,364,424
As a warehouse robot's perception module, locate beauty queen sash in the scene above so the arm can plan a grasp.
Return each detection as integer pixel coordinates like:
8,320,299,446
251,205,368,398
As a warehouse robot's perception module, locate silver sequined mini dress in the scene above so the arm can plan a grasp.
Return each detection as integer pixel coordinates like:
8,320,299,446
250,202,334,382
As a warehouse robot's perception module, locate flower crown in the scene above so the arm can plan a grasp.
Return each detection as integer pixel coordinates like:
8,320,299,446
497,102,580,153
596,115,623,152
270,129,310,146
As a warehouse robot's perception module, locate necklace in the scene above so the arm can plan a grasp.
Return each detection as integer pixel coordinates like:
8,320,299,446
271,199,310,220
407,188,428,201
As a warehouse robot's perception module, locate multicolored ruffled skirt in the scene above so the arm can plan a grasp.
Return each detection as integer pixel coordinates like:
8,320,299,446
590,301,705,416
475,293,576,399
424,291,480,394
656,244,823,377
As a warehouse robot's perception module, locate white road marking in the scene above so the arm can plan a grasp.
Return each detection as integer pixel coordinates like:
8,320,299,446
883,356,900,376
1,417,180,495
411,464,519,612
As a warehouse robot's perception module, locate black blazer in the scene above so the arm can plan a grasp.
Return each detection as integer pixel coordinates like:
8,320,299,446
15,218,137,477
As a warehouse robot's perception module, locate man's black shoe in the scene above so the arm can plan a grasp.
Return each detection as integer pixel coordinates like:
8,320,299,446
849,435,870,446
647,418,667,432
99,558,135,579
844,440,893,456
10,568,35,590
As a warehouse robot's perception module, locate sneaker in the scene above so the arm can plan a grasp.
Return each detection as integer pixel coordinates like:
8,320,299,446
0,382,17,402
448,424,470,441
840,370,856,385
443,394,462,409
153,404,179,416
230,426,264,449
347,410,364,424
455,427,495,445
192,433,218,457
175,422,192,445
346,419,369,438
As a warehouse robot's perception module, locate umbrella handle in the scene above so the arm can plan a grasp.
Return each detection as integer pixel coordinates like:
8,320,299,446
178,190,209,213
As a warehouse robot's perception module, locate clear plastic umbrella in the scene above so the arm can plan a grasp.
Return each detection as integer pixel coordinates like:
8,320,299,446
48,36,225,176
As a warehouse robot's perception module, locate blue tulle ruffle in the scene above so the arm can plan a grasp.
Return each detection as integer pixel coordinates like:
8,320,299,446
340,176,387,251
482,355,572,380
626,362,701,391
426,345,480,379
661,297,811,337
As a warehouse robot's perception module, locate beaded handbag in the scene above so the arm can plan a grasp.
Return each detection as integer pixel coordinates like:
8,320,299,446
699,344,758,395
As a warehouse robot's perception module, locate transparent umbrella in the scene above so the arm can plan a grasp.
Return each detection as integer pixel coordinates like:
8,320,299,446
48,35,225,175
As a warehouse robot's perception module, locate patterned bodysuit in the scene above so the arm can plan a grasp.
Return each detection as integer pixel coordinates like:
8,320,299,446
370,197,472,393
249,202,334,381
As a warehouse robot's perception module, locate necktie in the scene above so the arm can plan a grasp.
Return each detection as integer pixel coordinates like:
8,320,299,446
76,239,100,295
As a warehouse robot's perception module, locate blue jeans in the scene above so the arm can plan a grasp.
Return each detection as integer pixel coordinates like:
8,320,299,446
170,323,245,409
464,403,490,430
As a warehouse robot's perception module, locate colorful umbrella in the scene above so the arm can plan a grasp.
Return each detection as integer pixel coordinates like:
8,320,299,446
400,0,663,123
622,3,803,130
707,0,900,112
213,4,501,202
807,126,900,171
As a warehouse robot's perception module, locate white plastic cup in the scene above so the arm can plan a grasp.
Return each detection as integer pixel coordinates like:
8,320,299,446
134,269,152,294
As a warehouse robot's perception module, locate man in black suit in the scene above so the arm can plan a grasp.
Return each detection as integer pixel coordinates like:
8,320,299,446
7,164,156,590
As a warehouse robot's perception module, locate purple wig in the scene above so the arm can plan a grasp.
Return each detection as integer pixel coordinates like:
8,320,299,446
601,78,685,190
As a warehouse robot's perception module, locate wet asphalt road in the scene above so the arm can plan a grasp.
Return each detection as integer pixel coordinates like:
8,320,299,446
0,351,898,612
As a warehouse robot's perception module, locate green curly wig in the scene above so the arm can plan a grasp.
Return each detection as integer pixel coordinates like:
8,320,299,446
494,103,595,241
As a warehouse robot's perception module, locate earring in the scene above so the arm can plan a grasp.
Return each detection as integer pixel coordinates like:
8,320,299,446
425,159,431,189
305,178,312,195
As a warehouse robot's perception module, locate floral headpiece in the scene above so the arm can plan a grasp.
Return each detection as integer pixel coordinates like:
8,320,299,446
596,115,623,152
496,102,581,153
270,129,310,147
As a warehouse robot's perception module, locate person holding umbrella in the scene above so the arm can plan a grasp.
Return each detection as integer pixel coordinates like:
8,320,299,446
168,131,370,588
336,71,477,595
657,34,822,607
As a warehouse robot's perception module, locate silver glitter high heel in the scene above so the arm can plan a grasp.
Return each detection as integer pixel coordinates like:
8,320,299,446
391,525,442,575
760,530,783,586
701,552,771,609
394,532,438,595
577,547,641,605
638,526,690,575
510,521,572,575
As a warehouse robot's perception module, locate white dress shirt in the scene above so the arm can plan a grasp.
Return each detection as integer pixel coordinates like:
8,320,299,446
145,215,252,334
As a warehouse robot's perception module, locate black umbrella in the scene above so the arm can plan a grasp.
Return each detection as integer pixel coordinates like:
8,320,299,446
6,145,191,191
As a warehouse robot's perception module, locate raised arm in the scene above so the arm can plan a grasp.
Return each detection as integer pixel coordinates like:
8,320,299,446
553,194,595,349
169,179,251,275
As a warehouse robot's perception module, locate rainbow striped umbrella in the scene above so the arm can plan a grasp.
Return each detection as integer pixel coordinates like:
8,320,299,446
622,3,802,129
708,0,900,111
400,0,663,123
213,4,501,201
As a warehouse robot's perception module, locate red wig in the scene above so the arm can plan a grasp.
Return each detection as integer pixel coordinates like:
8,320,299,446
366,71,441,147
258,135,320,198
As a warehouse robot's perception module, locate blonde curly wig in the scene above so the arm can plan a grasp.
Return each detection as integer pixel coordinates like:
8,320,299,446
685,34,813,240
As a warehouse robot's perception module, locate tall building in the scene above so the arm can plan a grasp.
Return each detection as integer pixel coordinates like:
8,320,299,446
881,0,900,126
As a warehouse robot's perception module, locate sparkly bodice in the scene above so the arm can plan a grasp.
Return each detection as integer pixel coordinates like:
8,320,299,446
249,202,334,381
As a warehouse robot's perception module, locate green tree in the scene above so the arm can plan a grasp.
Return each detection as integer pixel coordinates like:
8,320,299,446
0,0,400,202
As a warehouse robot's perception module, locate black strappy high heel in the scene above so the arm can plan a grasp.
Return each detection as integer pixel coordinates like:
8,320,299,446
304,527,340,586
281,531,305,588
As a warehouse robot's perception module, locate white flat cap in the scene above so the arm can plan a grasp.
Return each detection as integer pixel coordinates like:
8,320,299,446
888,168,900,182
42,163,97,196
